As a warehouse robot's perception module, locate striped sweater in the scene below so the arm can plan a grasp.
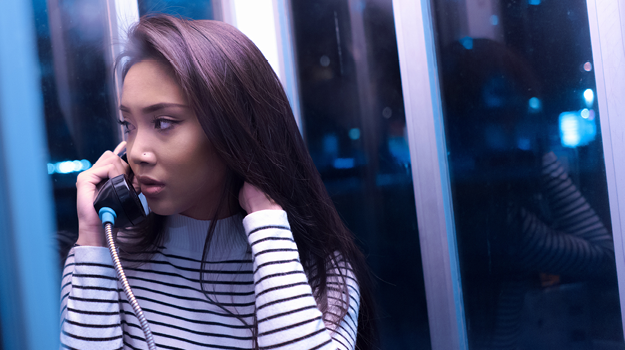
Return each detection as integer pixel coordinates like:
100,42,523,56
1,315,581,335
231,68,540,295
488,152,614,349
60,210,359,349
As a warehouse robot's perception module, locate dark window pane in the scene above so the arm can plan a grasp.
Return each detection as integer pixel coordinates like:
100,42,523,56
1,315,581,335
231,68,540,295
291,1,431,348
431,0,623,348
138,0,214,19
33,0,119,266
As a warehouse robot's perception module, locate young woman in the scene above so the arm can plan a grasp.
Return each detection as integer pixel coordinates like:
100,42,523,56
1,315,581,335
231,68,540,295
60,14,375,350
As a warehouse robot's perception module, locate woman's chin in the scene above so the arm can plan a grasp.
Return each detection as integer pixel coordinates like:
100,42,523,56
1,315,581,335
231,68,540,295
145,201,177,216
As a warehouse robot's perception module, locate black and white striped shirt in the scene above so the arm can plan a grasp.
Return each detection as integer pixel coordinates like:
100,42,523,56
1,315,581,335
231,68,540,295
60,210,359,349
489,152,614,349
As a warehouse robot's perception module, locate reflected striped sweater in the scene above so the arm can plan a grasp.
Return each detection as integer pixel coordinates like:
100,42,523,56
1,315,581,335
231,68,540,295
60,210,359,349
488,152,614,349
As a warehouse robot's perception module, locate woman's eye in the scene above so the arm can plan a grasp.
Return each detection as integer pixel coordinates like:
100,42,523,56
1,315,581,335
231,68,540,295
117,119,135,134
153,118,177,131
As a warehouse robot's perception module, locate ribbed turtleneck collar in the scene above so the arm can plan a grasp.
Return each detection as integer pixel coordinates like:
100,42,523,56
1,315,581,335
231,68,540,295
162,213,249,261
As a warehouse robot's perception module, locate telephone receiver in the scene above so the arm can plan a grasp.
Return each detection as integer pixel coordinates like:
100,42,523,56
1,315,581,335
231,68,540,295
93,153,146,228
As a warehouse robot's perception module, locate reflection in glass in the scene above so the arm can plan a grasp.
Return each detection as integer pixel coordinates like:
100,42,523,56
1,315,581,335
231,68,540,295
432,0,623,349
291,1,431,348
33,0,119,266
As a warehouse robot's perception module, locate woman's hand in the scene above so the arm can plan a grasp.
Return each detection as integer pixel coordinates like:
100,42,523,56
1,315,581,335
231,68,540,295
75,141,132,247
238,182,282,214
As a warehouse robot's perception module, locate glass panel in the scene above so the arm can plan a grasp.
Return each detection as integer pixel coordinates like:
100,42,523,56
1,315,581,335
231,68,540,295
290,1,431,348
32,0,119,267
138,0,214,19
430,0,624,349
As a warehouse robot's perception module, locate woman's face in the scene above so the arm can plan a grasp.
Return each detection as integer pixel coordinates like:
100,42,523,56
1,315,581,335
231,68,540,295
120,60,228,219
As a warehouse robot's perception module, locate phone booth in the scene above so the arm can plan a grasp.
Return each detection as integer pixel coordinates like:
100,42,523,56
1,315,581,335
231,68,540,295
2,0,625,349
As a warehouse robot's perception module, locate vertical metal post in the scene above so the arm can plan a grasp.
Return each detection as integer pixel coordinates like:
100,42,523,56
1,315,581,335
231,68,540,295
0,0,59,349
274,0,303,133
585,0,625,337
104,0,140,140
214,0,303,131
392,0,468,349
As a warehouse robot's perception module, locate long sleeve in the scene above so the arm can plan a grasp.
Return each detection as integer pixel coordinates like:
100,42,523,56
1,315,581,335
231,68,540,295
508,152,614,276
540,152,614,251
60,246,123,349
243,210,359,350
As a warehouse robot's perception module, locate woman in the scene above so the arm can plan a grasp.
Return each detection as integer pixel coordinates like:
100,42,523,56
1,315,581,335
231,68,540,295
61,14,375,349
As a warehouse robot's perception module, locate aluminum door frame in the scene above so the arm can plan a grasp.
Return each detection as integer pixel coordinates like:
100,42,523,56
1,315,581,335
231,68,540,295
392,0,468,349
586,0,625,338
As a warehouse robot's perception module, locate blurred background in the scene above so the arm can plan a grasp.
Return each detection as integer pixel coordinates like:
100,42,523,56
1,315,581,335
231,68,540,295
1,0,625,349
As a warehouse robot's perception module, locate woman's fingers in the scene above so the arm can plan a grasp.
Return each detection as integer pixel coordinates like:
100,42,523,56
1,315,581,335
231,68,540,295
75,145,132,247
239,182,282,213
113,140,127,156
89,149,129,180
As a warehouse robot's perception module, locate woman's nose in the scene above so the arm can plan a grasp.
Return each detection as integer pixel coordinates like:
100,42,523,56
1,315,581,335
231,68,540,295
127,134,156,165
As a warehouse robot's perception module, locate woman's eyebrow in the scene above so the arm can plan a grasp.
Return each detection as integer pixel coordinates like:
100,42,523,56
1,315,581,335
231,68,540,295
119,103,190,114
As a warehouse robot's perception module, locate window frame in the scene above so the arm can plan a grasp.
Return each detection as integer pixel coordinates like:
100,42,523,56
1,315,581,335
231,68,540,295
586,0,625,338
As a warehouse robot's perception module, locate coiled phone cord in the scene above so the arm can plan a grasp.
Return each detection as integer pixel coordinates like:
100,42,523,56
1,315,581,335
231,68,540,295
104,222,157,350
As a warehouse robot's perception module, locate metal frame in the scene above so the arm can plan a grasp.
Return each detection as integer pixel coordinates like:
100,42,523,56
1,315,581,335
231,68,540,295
0,1,59,349
214,0,303,131
392,0,468,349
104,0,140,140
586,0,625,336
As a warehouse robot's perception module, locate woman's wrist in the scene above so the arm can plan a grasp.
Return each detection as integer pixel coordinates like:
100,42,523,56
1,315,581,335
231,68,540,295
239,182,283,213
247,202,283,213
76,225,107,247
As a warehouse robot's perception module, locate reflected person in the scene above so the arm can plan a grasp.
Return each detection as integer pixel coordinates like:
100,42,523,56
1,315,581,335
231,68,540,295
441,39,614,349
60,14,376,349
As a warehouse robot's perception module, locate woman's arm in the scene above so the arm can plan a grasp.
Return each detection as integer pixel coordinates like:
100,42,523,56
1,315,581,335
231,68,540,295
540,152,614,251
239,183,359,349
60,246,123,349
60,141,131,348
243,210,359,350
507,152,614,276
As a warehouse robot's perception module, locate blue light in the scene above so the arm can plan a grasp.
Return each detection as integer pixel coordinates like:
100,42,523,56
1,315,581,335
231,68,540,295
490,15,499,26
529,0,541,5
388,136,411,165
529,97,541,111
322,134,338,157
349,128,361,140
47,159,92,175
56,161,74,174
460,37,473,50
333,158,355,169
80,159,91,170
559,109,597,148
581,108,590,119
583,88,594,107
72,160,82,171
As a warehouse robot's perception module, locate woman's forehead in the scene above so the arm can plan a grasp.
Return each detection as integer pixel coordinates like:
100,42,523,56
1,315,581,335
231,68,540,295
121,60,187,110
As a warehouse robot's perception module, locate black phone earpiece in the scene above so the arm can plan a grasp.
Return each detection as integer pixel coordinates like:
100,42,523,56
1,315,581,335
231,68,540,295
93,174,146,228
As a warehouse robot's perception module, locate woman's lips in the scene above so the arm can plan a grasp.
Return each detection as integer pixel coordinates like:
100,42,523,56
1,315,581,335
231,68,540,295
136,175,165,196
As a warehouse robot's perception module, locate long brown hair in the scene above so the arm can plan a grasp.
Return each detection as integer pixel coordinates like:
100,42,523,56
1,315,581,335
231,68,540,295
117,14,376,349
